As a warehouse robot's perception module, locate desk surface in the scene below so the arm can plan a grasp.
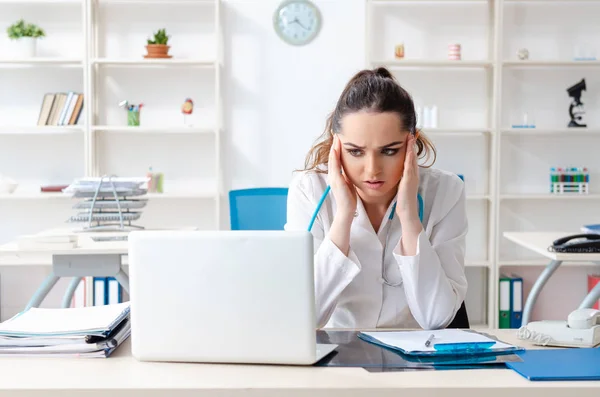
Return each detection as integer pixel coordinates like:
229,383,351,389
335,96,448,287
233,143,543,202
0,228,129,257
0,329,597,397
503,231,600,262
0,227,195,264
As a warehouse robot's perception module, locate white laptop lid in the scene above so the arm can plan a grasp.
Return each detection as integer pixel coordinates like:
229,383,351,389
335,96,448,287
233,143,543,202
128,230,319,364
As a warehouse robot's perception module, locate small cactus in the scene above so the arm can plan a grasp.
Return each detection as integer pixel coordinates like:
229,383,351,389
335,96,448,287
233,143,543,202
147,28,169,45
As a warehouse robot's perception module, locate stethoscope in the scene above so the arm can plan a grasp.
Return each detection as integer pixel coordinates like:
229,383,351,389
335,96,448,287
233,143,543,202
307,185,424,287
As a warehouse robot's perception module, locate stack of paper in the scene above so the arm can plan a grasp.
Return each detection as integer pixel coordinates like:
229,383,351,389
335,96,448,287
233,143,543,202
0,302,130,358
358,329,522,357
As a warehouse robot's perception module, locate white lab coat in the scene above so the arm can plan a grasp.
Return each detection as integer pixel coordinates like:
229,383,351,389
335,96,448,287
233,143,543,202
284,166,468,330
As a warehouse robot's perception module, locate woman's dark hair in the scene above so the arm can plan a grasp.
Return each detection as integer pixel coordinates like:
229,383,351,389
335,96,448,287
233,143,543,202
301,67,436,173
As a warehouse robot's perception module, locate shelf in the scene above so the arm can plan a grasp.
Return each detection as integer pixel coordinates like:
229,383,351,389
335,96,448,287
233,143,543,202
0,0,81,3
370,0,490,3
0,186,217,200
467,195,491,201
146,190,216,199
504,0,600,2
503,60,600,68
97,0,215,3
0,126,83,135
370,60,493,69
0,190,70,200
501,128,600,136
499,259,600,267
92,126,216,134
0,58,83,66
422,128,491,136
465,260,491,268
500,194,600,200
92,58,216,68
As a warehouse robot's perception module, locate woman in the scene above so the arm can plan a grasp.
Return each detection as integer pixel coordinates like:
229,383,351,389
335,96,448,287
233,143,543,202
285,67,468,330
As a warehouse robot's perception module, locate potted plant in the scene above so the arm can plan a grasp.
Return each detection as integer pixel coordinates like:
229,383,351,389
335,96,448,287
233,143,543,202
145,28,171,59
6,19,45,58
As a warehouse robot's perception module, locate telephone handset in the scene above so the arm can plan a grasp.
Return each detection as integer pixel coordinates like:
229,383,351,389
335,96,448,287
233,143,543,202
517,308,600,348
549,233,600,253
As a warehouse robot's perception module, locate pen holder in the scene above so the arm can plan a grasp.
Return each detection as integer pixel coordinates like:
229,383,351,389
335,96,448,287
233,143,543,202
127,110,140,126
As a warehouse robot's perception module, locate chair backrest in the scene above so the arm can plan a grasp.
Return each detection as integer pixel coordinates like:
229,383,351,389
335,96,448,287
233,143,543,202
228,188,289,230
446,301,470,329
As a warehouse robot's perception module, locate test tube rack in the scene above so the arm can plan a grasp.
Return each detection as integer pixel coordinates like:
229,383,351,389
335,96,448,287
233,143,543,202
550,167,589,195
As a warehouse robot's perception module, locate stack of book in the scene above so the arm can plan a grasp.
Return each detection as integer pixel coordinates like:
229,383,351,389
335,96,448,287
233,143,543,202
37,92,84,126
0,302,130,358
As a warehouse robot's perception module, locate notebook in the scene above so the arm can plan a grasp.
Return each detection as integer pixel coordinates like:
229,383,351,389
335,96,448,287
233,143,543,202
507,348,600,381
358,329,522,356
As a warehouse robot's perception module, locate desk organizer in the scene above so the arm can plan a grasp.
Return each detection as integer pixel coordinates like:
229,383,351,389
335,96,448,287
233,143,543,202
63,176,149,231
550,167,589,194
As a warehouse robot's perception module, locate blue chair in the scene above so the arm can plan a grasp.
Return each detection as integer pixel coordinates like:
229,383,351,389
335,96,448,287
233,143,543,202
228,188,288,230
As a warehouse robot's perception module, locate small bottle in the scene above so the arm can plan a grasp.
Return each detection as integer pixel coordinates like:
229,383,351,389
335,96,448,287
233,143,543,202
430,105,438,128
146,166,154,193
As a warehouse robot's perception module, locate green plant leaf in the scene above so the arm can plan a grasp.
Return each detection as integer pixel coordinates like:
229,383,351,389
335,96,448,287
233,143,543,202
7,19,45,39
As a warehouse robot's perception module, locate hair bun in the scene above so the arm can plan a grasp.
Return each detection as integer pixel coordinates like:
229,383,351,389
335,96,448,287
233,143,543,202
374,67,394,79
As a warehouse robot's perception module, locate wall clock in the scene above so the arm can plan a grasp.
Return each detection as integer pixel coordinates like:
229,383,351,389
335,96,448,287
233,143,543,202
273,0,322,46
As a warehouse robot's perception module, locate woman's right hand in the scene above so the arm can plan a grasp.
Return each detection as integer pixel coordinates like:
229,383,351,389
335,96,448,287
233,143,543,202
328,134,357,220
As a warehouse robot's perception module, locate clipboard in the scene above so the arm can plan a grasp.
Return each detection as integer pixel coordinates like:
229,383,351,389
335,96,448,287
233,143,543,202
358,329,523,357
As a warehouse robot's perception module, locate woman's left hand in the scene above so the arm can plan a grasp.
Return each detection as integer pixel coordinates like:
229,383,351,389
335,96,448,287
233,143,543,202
396,133,420,222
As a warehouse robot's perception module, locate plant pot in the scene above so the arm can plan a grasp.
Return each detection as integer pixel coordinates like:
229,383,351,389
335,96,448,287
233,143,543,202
144,44,171,59
10,37,37,58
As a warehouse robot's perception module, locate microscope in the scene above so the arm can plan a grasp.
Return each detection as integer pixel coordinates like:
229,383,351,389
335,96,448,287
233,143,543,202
567,78,587,128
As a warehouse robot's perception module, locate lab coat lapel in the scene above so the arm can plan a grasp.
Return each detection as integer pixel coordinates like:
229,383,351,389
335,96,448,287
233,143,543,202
353,198,377,238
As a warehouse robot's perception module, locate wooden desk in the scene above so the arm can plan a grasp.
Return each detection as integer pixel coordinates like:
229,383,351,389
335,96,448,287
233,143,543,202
0,329,597,397
503,232,600,325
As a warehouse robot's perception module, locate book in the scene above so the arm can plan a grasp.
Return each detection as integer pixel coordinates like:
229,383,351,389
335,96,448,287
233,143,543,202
37,93,56,126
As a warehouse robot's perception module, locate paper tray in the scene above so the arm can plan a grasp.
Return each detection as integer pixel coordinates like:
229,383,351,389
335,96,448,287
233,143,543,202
68,212,141,222
73,199,148,210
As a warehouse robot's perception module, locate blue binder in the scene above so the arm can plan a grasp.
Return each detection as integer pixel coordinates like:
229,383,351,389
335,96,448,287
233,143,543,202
507,348,600,381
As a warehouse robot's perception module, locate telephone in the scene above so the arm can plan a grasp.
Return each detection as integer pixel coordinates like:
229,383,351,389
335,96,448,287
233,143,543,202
549,233,600,253
517,308,600,348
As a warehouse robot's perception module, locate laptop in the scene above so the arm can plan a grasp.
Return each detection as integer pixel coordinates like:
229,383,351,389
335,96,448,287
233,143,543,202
127,229,337,365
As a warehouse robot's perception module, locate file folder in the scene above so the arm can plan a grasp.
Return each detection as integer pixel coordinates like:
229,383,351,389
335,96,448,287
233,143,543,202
510,275,523,329
507,348,600,381
499,275,511,328
107,277,122,304
94,277,107,306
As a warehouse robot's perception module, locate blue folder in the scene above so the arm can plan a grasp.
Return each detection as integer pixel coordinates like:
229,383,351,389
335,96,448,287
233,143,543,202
506,348,600,381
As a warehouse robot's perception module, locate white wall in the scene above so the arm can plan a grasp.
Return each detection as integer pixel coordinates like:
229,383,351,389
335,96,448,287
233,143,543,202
223,0,365,190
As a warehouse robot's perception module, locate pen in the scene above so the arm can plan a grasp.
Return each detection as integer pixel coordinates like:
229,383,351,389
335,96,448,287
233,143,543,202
424,333,435,347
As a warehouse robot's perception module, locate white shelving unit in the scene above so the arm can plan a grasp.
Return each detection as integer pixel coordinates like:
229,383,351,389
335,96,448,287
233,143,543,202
0,0,223,232
367,0,600,328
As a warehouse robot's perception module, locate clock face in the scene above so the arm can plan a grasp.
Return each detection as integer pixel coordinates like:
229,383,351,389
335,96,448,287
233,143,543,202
273,0,321,46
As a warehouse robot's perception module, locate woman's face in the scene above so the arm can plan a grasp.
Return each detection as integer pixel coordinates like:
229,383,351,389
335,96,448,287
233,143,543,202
337,111,410,204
